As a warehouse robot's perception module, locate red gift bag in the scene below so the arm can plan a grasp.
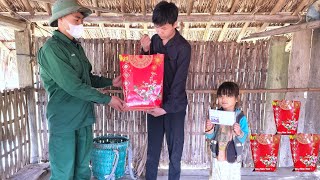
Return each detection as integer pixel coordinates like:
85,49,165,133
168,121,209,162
272,100,301,135
290,133,320,172
119,54,164,110
250,134,281,172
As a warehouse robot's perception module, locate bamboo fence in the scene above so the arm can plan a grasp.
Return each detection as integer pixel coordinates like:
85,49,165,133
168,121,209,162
31,37,270,171
0,88,30,179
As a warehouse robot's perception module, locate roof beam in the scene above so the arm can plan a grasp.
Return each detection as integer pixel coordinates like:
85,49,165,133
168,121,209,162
218,23,229,42
187,0,194,16
21,0,35,15
93,0,100,16
218,0,239,41
120,0,125,13
143,23,148,34
141,0,146,16
230,0,240,14
242,20,320,40
24,14,304,23
44,3,52,15
0,14,27,31
0,0,15,15
292,0,310,16
182,22,189,39
202,22,213,41
125,23,130,39
258,0,287,32
99,23,107,37
210,0,218,15
237,22,250,42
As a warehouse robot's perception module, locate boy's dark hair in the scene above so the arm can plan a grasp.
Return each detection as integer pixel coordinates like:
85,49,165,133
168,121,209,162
217,82,239,97
152,1,178,26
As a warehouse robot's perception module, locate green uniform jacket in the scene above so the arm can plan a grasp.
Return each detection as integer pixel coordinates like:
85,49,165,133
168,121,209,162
38,30,112,133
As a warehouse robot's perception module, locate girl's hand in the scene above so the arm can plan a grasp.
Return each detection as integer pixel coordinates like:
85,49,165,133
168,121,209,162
205,119,214,133
233,123,241,136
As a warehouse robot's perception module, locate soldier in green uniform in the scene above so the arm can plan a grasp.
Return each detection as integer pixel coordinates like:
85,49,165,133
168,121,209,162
37,0,125,179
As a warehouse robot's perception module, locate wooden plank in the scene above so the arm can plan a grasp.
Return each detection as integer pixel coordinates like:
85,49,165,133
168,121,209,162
280,29,312,167
304,28,320,133
12,89,21,171
264,36,288,134
18,89,27,166
243,20,320,40
0,91,4,179
7,163,50,180
25,14,304,23
0,14,27,31
3,90,10,178
26,87,39,163
8,90,15,175
15,29,33,87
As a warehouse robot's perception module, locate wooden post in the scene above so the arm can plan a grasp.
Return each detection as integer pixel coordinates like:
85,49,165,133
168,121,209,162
279,30,312,167
15,27,39,164
304,29,320,133
263,36,288,134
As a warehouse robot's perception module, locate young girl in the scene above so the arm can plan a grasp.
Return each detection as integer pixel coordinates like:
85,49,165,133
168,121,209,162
205,82,249,180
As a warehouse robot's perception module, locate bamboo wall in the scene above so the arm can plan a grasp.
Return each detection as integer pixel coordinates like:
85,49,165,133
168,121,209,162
32,37,269,172
0,88,30,179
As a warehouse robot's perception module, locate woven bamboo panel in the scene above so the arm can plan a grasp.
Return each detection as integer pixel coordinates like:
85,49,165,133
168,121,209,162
0,89,29,179
31,37,269,170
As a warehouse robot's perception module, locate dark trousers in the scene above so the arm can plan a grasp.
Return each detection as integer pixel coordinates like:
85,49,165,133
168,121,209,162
145,111,186,180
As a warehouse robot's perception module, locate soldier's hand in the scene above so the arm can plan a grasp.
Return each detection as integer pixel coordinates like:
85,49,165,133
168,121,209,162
112,75,122,88
108,96,125,111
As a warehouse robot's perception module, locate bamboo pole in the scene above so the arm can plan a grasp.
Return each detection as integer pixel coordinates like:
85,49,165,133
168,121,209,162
242,20,320,40
24,14,303,23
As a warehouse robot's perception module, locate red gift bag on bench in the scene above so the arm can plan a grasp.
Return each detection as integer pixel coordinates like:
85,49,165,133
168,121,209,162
290,133,320,172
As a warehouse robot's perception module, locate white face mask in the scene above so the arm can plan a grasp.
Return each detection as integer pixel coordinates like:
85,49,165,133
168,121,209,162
66,21,84,39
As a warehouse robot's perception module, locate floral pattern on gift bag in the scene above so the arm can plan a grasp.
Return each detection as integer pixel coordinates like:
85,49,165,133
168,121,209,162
272,100,301,135
250,134,281,172
119,54,164,110
290,133,320,172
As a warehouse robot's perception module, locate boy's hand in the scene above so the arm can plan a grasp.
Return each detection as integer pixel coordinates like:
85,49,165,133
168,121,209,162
140,34,151,52
205,119,214,133
233,123,241,136
112,75,122,88
146,107,166,117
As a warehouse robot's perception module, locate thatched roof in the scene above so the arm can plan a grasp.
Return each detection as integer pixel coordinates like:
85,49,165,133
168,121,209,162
0,0,317,50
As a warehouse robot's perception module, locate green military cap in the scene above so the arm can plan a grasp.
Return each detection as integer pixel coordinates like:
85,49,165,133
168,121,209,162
49,0,92,27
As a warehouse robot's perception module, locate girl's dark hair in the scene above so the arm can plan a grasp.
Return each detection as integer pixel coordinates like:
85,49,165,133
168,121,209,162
152,1,178,26
217,82,239,97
